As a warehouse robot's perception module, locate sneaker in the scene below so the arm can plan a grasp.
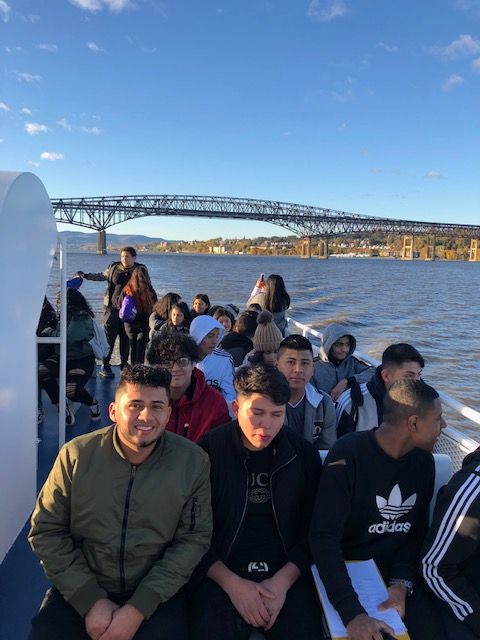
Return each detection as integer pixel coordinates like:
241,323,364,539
99,364,114,379
90,400,101,421
37,409,43,425
65,404,75,427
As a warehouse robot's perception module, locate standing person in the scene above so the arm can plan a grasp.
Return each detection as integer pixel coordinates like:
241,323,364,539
149,292,182,339
76,246,152,378
312,323,374,401
29,365,212,640
190,294,211,320
36,297,58,424
147,333,230,442
38,288,100,426
247,274,290,336
190,364,324,640
310,379,447,640
157,302,190,336
122,267,157,364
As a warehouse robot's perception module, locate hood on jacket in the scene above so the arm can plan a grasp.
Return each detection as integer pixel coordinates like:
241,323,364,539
190,315,225,346
320,323,356,363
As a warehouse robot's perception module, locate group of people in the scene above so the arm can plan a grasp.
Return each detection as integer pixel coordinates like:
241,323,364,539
30,249,480,640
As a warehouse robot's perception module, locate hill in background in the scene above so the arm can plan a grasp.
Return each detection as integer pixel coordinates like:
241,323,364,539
59,230,174,252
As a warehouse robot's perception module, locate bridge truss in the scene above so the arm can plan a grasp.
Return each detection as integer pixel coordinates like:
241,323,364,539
52,194,480,239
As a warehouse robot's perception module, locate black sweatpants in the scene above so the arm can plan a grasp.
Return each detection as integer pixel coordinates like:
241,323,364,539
103,306,129,367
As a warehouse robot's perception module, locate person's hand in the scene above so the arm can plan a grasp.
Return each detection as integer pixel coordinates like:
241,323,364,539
330,379,348,402
255,275,266,289
378,583,407,619
76,271,85,278
258,576,288,630
98,604,144,640
85,598,119,640
346,612,395,640
224,575,275,627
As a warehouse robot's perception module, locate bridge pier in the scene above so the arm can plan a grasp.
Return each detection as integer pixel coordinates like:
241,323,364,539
301,237,312,259
401,235,414,260
317,238,329,259
470,239,480,261
97,230,107,255
425,235,436,261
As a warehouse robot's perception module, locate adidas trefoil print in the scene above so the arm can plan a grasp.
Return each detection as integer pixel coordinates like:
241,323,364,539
369,484,417,534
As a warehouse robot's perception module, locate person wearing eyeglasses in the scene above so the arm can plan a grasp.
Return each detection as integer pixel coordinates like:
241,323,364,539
146,333,230,442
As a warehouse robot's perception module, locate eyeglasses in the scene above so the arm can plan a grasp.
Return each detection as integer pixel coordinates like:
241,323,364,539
158,356,191,369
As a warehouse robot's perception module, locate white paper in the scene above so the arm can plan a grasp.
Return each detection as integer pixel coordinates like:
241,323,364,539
312,559,409,639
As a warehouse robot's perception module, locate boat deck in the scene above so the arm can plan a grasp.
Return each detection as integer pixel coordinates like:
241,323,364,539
0,365,120,640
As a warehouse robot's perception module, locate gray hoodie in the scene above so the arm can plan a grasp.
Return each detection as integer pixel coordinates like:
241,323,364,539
312,323,374,395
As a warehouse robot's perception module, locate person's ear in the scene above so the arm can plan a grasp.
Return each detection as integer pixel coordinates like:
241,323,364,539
232,399,239,417
109,402,117,423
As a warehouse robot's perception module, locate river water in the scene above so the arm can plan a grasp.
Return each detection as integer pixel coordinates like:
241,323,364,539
51,251,480,436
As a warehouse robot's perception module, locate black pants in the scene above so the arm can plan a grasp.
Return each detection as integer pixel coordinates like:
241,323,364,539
103,307,129,366
38,354,95,406
29,587,188,640
124,318,149,364
190,576,325,640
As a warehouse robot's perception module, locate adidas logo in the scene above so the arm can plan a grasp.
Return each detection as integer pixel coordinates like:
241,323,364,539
368,485,416,535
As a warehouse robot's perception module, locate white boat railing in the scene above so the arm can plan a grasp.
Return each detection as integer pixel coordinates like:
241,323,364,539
286,316,480,471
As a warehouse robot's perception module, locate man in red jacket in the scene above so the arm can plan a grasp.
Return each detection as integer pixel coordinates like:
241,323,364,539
147,333,230,442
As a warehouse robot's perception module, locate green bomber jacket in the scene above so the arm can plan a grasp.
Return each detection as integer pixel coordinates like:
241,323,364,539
29,425,212,619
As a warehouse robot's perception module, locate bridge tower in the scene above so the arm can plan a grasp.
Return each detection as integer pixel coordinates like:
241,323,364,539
97,230,107,255
318,237,329,259
401,235,415,260
470,239,480,261
425,235,436,261
301,237,312,259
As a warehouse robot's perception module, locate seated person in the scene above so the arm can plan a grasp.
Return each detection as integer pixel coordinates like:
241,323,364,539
190,315,235,409
29,365,212,640
220,310,257,367
241,310,283,368
157,301,191,335
312,323,374,401
149,292,181,340
310,379,447,640
336,342,425,437
422,445,480,640
147,333,230,442
213,307,235,334
190,364,324,640
276,334,336,449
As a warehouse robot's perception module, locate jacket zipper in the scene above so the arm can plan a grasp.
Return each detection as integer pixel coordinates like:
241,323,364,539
190,496,198,531
270,453,297,553
226,459,250,558
119,465,136,593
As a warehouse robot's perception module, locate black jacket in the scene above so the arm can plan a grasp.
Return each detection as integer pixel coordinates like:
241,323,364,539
196,420,322,577
219,333,253,367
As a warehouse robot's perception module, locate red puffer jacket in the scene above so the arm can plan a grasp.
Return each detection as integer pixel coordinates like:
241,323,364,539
167,368,230,442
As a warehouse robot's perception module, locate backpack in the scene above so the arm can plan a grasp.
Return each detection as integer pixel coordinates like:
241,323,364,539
119,295,137,322
89,319,110,360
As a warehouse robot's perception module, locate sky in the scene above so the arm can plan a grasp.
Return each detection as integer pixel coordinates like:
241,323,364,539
1,0,479,240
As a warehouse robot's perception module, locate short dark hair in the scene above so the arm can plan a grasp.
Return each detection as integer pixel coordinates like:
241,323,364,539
383,378,439,425
146,333,200,365
234,364,290,405
278,334,313,357
248,303,262,312
235,311,258,338
382,343,425,369
120,246,137,258
115,364,171,399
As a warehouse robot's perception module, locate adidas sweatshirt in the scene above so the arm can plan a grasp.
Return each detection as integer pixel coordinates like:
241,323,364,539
422,447,480,636
309,430,434,626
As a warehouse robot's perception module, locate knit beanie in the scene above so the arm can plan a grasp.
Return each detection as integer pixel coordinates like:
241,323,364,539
253,310,283,352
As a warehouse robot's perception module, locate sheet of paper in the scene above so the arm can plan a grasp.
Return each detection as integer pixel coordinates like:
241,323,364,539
312,560,410,640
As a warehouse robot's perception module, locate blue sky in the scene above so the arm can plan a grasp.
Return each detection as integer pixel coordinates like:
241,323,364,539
1,0,479,240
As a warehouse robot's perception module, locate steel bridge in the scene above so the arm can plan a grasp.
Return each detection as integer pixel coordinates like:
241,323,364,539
51,194,480,257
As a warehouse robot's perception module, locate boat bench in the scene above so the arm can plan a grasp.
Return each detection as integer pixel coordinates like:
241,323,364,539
248,451,453,640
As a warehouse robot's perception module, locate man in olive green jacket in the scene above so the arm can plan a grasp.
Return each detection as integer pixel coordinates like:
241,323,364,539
29,365,212,640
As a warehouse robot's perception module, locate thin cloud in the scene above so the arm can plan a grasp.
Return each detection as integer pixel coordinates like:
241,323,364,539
370,168,383,175
81,126,102,134
20,14,40,23
0,0,11,22
18,72,42,83
472,57,480,72
70,0,135,12
27,160,41,167
37,43,58,53
21,107,32,115
307,0,347,22
376,42,398,53
442,73,464,91
25,122,49,135
57,117,73,131
432,34,480,60
87,42,103,53
40,151,64,161
425,170,447,180
0,101,10,112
